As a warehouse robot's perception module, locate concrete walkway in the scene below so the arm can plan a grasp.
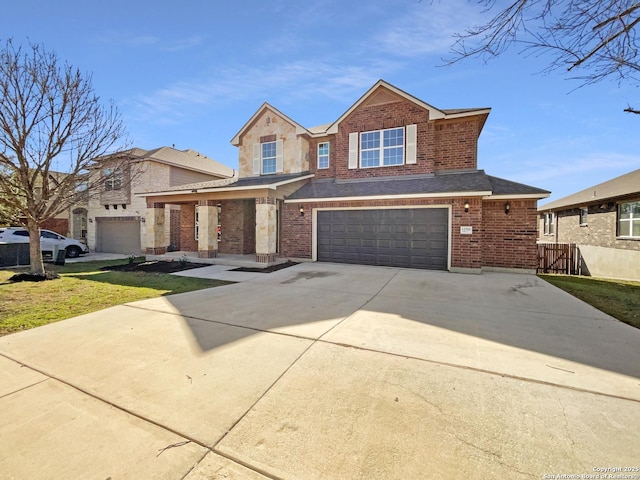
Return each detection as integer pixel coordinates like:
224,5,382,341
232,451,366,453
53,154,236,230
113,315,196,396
1,263,639,479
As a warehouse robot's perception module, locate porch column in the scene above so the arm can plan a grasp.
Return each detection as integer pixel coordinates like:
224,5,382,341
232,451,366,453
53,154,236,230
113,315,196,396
255,197,277,263
197,200,218,258
145,202,166,255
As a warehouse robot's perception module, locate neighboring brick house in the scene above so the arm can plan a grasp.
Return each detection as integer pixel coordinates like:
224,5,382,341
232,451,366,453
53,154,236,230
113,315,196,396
538,169,640,281
81,147,234,254
139,80,549,272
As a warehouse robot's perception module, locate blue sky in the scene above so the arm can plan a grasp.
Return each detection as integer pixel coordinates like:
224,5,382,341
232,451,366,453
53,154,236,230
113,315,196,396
2,0,639,204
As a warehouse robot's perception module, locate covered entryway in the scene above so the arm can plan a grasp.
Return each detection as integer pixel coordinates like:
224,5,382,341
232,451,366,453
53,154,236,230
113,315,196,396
316,207,449,270
96,218,141,253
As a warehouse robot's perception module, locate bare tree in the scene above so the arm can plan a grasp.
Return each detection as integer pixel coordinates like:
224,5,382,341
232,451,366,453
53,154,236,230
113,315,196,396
445,1,640,114
0,39,129,275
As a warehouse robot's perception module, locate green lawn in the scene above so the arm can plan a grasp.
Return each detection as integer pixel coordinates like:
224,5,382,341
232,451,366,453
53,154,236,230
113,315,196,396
0,260,232,336
539,274,640,329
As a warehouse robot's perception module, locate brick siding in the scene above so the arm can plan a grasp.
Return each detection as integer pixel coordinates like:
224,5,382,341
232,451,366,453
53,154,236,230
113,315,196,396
180,204,197,251
218,199,255,255
482,200,539,269
281,198,486,269
308,99,480,181
543,201,640,252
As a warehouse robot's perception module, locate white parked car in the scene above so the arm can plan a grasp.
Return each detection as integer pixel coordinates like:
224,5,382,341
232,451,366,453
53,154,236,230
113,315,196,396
0,227,89,258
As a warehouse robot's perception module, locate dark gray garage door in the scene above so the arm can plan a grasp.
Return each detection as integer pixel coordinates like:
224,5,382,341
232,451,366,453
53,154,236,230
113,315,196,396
317,208,448,270
96,218,141,254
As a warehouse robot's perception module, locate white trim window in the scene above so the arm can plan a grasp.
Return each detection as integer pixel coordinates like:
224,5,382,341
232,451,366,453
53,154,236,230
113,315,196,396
253,139,283,175
318,142,330,169
262,141,277,174
618,201,640,238
543,212,555,235
348,124,416,170
360,127,404,168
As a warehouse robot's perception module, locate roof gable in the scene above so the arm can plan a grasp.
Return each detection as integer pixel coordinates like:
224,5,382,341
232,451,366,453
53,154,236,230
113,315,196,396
307,80,490,136
230,103,310,146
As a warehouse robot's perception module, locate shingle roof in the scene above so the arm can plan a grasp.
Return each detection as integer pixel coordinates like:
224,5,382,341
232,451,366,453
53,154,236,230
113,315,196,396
130,146,235,177
539,168,640,211
286,171,549,201
136,172,313,196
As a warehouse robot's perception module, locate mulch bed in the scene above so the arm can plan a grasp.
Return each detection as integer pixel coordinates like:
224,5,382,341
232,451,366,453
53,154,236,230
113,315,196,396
100,261,210,274
8,271,61,282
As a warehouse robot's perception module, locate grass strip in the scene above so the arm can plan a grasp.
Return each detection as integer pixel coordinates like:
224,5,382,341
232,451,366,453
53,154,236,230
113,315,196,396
0,260,231,336
539,274,640,329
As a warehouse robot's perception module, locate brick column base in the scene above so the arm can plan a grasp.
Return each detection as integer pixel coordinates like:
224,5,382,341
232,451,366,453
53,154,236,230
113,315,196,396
198,249,218,258
255,253,276,263
146,247,167,255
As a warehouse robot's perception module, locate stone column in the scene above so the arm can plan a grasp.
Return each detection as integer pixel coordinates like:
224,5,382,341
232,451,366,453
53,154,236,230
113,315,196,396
145,202,166,255
197,200,218,258
255,197,277,263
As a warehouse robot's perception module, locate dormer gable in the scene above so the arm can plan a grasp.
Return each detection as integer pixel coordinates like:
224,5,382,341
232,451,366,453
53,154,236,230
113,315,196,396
231,103,311,178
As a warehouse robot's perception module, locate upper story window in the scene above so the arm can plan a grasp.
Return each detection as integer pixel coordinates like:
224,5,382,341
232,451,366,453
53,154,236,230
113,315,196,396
543,213,555,235
348,124,416,170
253,138,283,176
318,142,330,169
579,207,588,226
360,127,404,168
618,201,640,238
262,141,277,174
104,168,122,191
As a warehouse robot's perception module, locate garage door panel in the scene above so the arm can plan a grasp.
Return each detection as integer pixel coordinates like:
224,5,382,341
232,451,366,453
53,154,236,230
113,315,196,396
96,219,141,254
317,209,448,270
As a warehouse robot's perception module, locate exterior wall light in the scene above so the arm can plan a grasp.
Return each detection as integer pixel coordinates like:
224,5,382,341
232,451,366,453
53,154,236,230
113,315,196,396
300,206,305,217
464,201,470,213
505,203,511,215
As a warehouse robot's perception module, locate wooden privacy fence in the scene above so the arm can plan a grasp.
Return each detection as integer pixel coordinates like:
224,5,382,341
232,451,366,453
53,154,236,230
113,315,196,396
537,243,580,275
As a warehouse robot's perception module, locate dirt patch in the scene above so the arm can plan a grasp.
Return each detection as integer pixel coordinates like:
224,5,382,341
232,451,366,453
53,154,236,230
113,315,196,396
101,261,210,274
231,261,298,273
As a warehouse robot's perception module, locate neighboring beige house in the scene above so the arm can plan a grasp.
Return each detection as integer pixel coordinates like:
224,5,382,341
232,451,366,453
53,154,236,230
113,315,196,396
81,147,234,254
538,168,640,281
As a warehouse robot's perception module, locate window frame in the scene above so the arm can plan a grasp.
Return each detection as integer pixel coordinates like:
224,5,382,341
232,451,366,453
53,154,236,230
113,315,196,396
579,207,588,226
617,200,640,238
195,206,199,241
317,142,330,169
261,141,277,175
104,167,123,191
359,127,405,168
543,212,555,236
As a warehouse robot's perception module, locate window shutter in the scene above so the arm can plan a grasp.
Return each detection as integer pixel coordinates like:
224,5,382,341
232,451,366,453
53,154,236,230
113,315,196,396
348,132,358,169
406,124,417,164
253,143,261,175
275,139,284,173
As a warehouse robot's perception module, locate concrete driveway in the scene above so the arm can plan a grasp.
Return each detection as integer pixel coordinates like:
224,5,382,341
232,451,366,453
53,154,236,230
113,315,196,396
1,263,639,479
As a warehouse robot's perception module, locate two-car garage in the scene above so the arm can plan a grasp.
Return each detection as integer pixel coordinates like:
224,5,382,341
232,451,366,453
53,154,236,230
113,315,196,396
316,208,449,270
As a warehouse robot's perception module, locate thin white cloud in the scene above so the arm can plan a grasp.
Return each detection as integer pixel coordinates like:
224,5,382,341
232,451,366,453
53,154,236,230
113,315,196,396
124,59,392,123
97,30,206,52
375,0,483,58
